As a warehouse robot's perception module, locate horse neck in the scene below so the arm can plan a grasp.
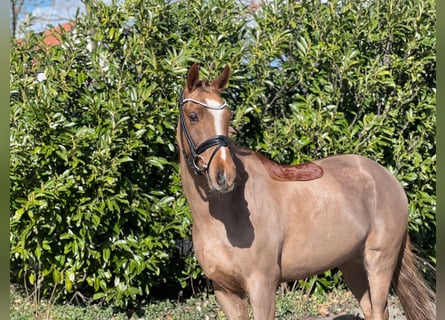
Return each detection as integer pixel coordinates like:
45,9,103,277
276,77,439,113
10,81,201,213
177,128,210,203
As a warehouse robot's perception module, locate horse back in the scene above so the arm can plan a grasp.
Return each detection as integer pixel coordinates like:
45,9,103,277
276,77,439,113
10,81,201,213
310,154,409,237
315,154,407,204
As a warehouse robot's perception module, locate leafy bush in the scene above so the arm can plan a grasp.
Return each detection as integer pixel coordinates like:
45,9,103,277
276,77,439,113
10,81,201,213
245,0,436,262
10,0,435,306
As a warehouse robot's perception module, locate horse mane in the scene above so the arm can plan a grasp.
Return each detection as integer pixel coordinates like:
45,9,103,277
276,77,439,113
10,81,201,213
236,148,323,181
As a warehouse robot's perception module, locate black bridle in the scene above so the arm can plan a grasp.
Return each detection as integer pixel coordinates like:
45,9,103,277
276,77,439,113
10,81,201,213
178,90,231,175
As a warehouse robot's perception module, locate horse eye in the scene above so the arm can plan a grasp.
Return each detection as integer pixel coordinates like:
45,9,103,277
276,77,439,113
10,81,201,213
188,112,199,123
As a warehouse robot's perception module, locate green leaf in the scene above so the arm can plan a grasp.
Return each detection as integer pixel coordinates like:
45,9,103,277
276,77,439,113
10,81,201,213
103,248,111,262
93,292,106,300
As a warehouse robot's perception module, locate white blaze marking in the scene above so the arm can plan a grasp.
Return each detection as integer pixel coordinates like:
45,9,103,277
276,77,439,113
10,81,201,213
206,98,228,160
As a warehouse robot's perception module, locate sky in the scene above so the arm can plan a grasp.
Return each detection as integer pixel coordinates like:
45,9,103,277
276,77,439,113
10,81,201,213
17,0,89,34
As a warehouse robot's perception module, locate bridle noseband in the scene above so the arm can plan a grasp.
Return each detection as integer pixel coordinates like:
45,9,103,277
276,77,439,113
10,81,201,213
178,90,231,175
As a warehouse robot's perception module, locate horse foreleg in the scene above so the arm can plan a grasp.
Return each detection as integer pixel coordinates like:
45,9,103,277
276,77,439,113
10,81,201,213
213,281,249,320
247,276,278,320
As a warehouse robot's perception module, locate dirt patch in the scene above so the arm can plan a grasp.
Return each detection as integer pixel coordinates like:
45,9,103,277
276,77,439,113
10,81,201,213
306,295,406,320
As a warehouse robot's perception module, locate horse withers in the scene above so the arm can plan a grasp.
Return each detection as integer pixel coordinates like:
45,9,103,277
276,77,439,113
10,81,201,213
176,63,435,320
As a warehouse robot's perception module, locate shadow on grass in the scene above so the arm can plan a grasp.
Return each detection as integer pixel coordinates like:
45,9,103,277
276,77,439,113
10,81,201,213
334,315,362,320
306,314,362,320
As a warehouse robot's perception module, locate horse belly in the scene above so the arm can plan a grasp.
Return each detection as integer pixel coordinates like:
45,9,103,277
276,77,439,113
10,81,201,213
279,213,367,281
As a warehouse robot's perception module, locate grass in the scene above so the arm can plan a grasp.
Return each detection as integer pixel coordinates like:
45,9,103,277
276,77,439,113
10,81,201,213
10,283,370,320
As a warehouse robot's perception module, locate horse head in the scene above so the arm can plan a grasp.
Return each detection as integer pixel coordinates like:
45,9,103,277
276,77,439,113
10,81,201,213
178,63,236,193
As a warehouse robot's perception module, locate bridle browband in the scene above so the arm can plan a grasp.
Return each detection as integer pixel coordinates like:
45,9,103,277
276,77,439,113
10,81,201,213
178,90,231,175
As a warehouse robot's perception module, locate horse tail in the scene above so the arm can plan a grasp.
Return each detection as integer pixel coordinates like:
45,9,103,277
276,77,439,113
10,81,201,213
392,233,436,320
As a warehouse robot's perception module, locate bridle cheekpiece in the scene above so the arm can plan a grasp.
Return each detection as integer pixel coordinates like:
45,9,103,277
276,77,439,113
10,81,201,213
178,90,231,175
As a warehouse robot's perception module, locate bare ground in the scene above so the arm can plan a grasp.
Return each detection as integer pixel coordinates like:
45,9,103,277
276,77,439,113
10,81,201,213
304,295,406,320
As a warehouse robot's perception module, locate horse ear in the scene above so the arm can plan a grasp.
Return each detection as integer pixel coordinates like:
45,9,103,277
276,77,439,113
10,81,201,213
212,65,230,91
186,63,200,93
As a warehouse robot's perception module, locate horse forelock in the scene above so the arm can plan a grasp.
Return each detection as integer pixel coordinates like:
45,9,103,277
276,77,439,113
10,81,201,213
190,80,211,92
187,81,224,107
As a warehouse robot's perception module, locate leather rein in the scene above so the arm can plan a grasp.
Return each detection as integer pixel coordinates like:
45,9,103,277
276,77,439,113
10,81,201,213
178,91,231,175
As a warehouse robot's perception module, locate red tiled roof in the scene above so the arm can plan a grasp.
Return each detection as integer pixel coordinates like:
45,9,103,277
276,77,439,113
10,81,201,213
42,22,75,46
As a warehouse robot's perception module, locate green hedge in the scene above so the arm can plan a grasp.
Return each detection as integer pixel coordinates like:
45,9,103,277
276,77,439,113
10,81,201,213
10,0,435,306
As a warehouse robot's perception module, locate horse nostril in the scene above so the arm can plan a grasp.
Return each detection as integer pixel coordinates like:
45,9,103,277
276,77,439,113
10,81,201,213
216,168,226,186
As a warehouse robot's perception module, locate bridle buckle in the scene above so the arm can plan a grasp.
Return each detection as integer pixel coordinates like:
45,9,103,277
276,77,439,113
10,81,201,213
193,155,208,174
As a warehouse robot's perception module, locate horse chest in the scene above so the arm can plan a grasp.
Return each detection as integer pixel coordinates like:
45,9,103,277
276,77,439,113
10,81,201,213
192,217,282,291
193,233,248,292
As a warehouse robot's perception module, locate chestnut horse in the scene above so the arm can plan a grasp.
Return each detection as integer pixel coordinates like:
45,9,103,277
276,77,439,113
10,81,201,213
176,63,435,320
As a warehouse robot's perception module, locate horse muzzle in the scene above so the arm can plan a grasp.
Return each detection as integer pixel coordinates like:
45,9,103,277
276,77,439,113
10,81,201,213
206,147,236,193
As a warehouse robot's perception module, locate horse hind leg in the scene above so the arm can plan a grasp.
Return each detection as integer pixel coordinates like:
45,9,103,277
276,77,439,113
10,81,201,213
341,251,395,320
364,246,400,320
339,257,373,320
